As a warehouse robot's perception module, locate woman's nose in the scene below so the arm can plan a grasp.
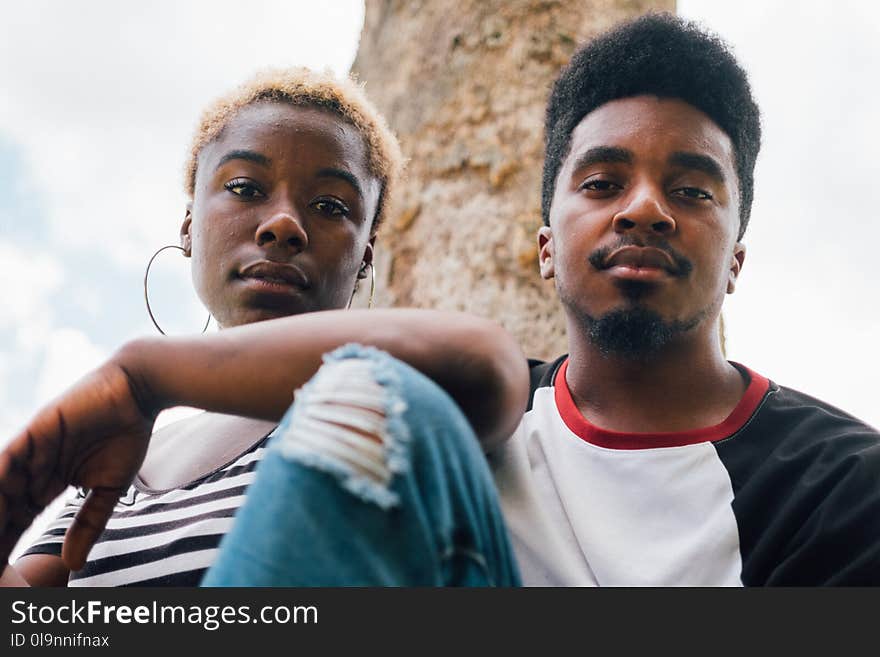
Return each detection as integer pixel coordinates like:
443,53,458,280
255,212,308,250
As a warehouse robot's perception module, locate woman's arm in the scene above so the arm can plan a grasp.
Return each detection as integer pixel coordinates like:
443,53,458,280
122,308,528,449
0,308,528,574
0,563,31,586
2,555,70,587
114,309,528,449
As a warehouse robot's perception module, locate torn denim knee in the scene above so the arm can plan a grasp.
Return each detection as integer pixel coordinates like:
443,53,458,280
272,344,410,510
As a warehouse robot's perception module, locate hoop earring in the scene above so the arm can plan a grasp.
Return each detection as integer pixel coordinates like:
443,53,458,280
348,262,376,310
144,245,212,335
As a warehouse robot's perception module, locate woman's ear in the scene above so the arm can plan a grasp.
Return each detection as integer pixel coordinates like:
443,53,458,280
180,205,193,257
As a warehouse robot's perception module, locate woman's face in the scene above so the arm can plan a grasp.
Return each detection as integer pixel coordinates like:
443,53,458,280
182,101,380,328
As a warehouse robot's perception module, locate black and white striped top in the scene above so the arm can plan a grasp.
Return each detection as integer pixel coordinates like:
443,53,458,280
21,434,271,586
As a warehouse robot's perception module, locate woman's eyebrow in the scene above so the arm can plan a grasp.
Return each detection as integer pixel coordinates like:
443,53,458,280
316,167,364,199
215,149,272,170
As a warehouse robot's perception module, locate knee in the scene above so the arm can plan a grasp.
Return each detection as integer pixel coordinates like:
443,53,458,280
271,344,461,510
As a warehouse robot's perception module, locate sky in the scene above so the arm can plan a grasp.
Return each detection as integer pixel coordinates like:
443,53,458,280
678,0,880,430
0,0,878,460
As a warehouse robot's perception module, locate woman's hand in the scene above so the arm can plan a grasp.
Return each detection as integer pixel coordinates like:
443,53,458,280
0,360,157,571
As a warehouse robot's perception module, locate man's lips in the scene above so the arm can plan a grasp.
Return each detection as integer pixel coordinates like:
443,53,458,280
603,246,679,275
238,261,309,289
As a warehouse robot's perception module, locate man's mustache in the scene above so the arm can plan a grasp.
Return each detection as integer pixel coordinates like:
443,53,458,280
588,237,693,277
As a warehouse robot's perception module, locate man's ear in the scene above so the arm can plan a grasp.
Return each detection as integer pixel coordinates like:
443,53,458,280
180,204,193,257
727,242,746,294
538,225,555,280
358,236,375,279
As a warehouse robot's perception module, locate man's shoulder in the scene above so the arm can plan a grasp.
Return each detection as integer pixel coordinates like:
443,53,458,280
723,373,880,488
730,375,880,585
761,380,879,441
525,355,568,411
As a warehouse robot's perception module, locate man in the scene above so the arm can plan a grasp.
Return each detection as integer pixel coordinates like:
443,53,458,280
490,12,880,586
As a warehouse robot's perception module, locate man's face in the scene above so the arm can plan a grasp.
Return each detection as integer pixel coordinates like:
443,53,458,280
540,95,745,355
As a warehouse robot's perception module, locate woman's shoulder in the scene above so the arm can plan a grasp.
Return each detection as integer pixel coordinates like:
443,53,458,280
138,413,276,491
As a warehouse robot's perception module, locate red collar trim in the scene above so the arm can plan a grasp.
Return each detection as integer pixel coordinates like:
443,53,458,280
553,358,770,450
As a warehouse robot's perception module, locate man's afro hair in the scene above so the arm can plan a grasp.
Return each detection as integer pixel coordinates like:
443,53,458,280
541,12,761,239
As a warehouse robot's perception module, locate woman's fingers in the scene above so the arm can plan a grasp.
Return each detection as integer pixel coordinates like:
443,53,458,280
0,363,153,569
0,436,48,564
0,532,19,569
0,491,18,565
62,487,125,572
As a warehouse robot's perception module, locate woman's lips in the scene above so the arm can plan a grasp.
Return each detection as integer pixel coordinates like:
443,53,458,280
239,276,306,294
238,260,309,292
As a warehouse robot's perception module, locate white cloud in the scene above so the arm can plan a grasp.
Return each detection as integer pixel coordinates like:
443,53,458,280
0,326,108,450
34,328,108,406
0,241,64,330
0,0,365,270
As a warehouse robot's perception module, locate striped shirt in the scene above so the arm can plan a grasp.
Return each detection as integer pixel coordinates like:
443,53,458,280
22,433,272,586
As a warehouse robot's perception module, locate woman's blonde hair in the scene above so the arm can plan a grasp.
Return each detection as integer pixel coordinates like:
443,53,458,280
184,67,404,232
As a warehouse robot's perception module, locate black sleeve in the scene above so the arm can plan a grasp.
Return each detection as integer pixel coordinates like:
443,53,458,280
718,386,880,585
775,441,880,585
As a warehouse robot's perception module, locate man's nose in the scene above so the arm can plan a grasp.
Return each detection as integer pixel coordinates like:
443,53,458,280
611,185,676,236
255,211,308,250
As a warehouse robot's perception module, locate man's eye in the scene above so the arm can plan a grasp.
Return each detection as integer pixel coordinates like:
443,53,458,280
674,187,713,200
224,179,264,198
580,179,620,192
312,199,349,217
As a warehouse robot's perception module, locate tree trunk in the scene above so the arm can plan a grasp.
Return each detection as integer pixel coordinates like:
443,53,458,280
352,0,675,360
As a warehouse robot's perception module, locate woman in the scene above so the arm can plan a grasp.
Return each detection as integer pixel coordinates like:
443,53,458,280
0,68,527,586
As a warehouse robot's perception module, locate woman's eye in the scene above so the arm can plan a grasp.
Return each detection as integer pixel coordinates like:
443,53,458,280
224,179,264,198
312,199,349,217
674,187,713,200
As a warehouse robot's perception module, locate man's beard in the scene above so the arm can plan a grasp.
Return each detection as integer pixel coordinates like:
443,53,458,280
583,305,702,359
575,235,701,358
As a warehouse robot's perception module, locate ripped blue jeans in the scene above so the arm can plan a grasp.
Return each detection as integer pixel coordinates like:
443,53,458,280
201,344,521,586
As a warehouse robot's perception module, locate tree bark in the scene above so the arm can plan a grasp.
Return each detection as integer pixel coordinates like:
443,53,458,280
352,0,675,360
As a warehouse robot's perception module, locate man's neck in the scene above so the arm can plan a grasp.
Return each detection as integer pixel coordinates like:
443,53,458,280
564,327,748,434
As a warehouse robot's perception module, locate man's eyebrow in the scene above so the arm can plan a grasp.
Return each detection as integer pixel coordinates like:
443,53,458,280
669,151,726,183
214,149,271,170
316,167,364,199
571,146,633,172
